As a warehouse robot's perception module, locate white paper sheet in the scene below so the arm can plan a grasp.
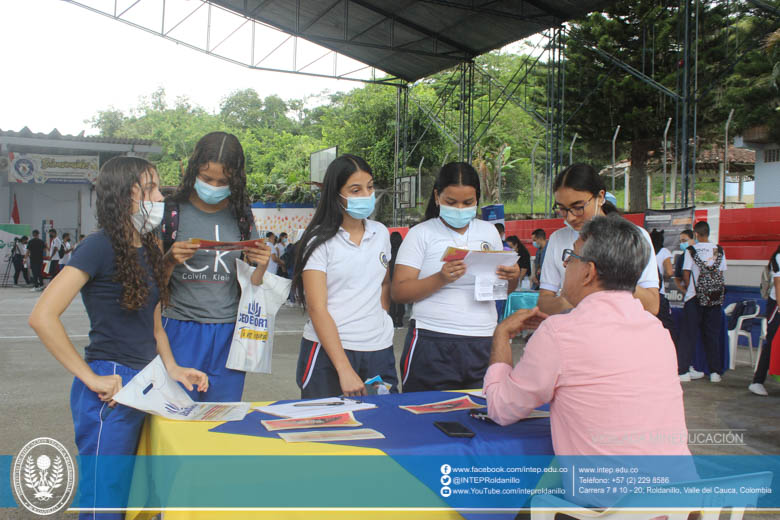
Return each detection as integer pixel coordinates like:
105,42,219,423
278,428,385,443
462,250,518,275
112,356,251,422
474,274,509,301
254,397,377,419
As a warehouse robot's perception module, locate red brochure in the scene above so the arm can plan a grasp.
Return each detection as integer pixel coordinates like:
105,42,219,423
189,238,263,251
261,412,362,432
399,395,485,415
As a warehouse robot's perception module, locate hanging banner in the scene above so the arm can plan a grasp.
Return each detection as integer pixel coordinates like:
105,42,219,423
644,207,695,307
8,153,99,184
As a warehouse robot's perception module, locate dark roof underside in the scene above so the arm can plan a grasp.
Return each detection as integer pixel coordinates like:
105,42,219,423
210,0,612,82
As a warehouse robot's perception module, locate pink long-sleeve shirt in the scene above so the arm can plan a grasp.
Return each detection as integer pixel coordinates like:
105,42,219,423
484,290,690,457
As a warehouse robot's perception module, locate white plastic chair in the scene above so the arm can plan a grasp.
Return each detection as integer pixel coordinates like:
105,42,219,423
724,300,760,370
530,471,772,520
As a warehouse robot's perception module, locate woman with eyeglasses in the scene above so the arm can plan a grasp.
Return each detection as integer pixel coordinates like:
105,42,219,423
537,163,659,316
392,162,521,392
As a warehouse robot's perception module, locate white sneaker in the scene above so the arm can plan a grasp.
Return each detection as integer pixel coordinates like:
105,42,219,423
748,383,768,396
710,373,722,383
688,367,705,380
679,373,691,382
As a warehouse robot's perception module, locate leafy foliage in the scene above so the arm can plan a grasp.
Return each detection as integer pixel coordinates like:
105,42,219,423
86,8,778,213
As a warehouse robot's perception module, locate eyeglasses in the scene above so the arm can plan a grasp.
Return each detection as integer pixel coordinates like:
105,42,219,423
562,248,588,266
552,196,595,218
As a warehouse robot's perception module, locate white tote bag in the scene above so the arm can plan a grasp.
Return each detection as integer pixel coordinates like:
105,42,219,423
112,356,250,421
226,259,291,373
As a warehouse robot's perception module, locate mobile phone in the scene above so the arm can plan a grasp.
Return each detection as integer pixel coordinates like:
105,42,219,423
468,409,497,424
434,421,475,438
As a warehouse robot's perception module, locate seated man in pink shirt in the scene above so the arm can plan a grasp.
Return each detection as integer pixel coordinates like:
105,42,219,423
485,216,690,458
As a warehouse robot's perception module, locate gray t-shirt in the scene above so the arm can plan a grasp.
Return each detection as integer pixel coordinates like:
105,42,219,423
164,201,259,323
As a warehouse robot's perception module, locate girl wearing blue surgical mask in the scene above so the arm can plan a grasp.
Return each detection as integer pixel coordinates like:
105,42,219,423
162,132,271,402
292,154,396,398
391,162,520,392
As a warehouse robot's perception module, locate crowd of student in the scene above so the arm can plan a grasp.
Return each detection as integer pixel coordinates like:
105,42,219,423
23,132,778,517
10,229,83,289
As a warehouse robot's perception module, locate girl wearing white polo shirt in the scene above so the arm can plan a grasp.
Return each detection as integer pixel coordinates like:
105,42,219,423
538,163,659,316
392,162,520,392
292,154,396,398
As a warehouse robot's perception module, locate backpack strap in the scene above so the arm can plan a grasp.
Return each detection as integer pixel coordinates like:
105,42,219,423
712,245,724,269
161,201,180,253
686,245,703,292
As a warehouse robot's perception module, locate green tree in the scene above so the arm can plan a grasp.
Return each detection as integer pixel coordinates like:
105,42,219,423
220,89,265,129
564,1,732,211
87,109,125,138
722,10,780,142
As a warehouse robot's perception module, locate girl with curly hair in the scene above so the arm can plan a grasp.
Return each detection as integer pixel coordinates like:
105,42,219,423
162,131,271,402
29,156,208,518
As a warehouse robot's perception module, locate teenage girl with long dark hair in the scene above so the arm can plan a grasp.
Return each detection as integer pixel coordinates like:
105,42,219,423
391,162,521,392
538,163,659,316
29,157,208,519
162,132,270,402
292,154,396,398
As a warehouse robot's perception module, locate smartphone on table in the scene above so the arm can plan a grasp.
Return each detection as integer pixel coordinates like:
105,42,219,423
434,421,475,438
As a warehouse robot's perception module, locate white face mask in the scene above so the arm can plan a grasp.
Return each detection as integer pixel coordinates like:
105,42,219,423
564,220,580,236
132,200,165,234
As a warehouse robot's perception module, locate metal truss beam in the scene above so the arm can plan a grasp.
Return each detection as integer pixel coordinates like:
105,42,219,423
62,0,406,86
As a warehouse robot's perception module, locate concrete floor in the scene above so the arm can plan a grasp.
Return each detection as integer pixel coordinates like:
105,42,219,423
1,284,778,519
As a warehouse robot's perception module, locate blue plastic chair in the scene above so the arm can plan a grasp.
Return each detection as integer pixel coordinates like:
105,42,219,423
501,291,539,321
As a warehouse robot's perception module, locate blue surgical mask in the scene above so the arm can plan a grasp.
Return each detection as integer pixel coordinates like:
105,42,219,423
195,178,230,205
532,241,539,249
340,192,375,220
439,204,476,229
679,242,689,251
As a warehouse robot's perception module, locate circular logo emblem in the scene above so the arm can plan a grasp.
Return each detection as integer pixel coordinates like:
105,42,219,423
480,241,491,251
13,437,75,515
13,158,35,181
380,252,389,269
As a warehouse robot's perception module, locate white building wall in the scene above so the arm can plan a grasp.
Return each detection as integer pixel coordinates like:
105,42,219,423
9,183,96,237
735,136,780,207
0,168,9,224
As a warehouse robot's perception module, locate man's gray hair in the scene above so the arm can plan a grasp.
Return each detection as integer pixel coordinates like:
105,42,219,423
579,216,650,292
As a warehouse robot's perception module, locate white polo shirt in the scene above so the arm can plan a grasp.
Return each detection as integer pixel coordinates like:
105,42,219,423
771,254,780,301
395,217,503,337
266,240,279,275
539,221,659,295
49,236,62,261
682,242,727,303
274,242,286,271
656,247,672,296
302,219,393,351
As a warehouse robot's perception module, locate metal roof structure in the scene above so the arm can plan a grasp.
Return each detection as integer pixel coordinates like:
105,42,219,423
64,0,612,85
208,0,613,83
0,127,162,154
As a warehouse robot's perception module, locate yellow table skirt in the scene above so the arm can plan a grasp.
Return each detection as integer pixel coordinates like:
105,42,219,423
126,401,463,520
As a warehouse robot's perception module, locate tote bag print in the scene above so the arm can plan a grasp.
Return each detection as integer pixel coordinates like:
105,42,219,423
227,259,291,373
